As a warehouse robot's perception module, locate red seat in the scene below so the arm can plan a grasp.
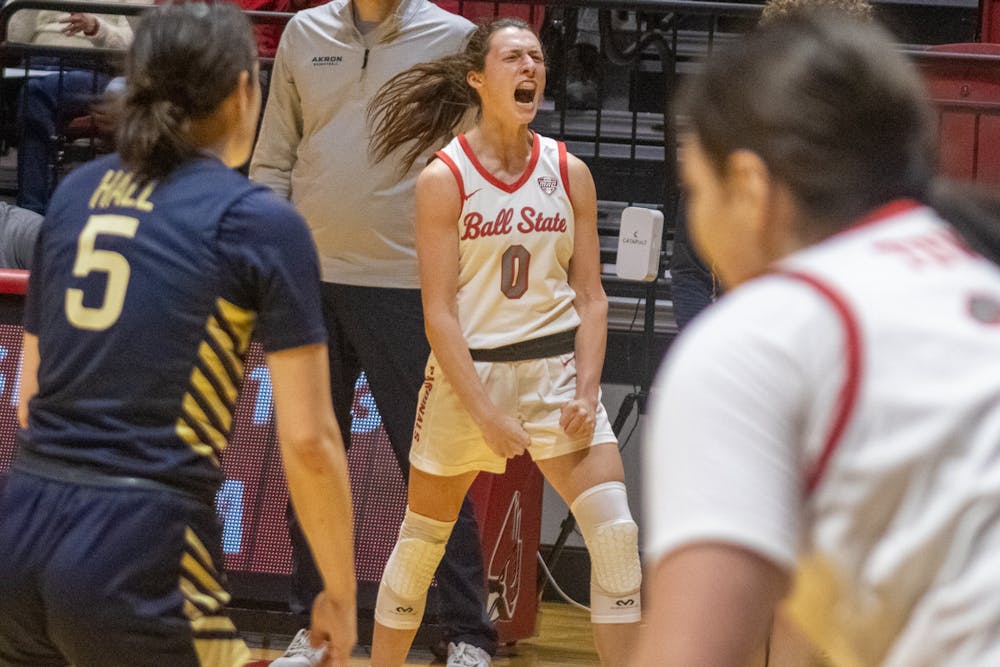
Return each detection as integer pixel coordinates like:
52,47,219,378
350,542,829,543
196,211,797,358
982,0,999,43
919,43,1000,185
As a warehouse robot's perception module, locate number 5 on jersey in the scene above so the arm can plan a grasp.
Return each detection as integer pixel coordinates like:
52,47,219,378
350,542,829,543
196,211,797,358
65,214,139,331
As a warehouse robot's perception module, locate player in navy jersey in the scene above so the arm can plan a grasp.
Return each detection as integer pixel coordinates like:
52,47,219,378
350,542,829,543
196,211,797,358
0,5,356,666
366,19,641,666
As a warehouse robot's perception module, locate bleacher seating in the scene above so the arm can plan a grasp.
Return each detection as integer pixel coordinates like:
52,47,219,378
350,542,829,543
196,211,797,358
917,43,1000,185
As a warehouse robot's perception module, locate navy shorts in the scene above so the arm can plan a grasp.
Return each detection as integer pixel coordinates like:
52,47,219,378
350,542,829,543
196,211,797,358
0,466,249,667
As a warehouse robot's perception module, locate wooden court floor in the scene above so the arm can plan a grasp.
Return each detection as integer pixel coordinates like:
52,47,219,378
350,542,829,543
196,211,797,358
248,602,600,666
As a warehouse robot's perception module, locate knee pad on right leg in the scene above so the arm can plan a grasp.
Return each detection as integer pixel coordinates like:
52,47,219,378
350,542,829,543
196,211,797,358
374,508,454,631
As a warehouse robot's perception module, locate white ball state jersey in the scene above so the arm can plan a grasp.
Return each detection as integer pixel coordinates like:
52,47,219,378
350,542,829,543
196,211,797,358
435,133,581,350
646,201,1000,666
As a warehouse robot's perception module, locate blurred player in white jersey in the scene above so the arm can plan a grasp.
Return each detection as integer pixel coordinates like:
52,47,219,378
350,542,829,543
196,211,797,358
365,17,641,667
636,12,1000,667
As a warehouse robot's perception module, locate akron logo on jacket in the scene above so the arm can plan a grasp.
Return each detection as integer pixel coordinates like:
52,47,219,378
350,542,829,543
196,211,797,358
311,55,344,66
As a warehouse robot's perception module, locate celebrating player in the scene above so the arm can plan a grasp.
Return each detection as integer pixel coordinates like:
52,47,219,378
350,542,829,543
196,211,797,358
0,5,355,666
637,12,1000,666
365,18,641,667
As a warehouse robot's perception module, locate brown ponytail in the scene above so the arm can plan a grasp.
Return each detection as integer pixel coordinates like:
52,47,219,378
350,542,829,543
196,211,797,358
117,3,257,182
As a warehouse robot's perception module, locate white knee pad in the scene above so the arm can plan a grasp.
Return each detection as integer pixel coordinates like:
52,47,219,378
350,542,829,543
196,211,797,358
570,481,642,623
374,507,455,630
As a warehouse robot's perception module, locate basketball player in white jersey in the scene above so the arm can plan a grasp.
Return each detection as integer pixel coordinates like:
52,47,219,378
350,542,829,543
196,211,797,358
635,13,1000,666
365,18,641,667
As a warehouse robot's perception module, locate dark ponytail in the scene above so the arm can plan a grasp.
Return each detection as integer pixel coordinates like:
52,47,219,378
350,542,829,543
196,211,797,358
117,2,257,182
678,12,936,232
368,17,534,172
117,96,195,183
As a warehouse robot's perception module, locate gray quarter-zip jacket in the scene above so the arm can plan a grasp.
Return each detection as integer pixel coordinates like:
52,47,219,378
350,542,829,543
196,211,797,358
249,0,474,287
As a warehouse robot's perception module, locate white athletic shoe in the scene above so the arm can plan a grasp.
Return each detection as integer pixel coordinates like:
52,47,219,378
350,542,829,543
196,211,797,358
446,641,492,667
268,629,326,667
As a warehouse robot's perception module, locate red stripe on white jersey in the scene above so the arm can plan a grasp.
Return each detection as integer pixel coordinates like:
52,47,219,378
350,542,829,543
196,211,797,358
457,132,541,194
558,141,570,200
776,270,863,496
434,150,466,202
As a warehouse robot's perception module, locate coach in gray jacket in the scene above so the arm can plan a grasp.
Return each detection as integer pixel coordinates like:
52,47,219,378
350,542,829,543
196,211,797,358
250,1,497,665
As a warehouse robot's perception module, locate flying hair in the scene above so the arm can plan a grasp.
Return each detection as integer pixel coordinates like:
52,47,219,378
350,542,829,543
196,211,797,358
368,17,535,173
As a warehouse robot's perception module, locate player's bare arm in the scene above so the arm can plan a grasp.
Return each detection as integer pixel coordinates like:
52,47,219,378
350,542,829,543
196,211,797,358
632,543,789,667
562,154,607,439
416,160,529,458
18,332,39,429
268,343,357,665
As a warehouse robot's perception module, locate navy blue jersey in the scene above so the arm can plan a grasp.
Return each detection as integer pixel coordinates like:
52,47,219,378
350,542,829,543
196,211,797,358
21,154,326,498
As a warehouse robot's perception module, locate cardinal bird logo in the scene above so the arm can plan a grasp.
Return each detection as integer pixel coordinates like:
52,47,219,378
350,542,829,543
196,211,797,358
487,492,523,621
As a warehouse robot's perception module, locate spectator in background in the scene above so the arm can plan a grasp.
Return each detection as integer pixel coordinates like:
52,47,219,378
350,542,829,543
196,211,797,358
759,0,872,21
668,199,717,330
240,0,289,60
7,0,151,214
0,202,41,270
237,0,323,62
249,0,498,665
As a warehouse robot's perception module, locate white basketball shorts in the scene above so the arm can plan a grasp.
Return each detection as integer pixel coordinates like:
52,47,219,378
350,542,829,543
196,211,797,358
410,352,617,476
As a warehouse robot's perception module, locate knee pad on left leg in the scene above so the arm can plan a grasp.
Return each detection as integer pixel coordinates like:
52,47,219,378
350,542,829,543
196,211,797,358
374,508,455,631
570,481,642,623
589,577,642,623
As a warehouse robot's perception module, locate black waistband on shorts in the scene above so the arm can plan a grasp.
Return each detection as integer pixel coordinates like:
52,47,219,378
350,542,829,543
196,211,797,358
469,328,577,363
12,448,211,504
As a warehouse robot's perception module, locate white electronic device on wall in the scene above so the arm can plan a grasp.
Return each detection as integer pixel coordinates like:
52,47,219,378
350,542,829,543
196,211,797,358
615,206,664,282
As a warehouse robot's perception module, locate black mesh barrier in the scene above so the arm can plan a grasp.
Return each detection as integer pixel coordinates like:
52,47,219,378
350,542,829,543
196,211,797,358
218,343,409,583
0,323,22,473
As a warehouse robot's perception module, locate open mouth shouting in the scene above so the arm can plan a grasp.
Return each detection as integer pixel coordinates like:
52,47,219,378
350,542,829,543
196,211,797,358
514,82,537,105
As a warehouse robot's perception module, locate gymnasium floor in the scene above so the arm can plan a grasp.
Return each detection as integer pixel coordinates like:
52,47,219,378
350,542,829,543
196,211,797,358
247,602,599,666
